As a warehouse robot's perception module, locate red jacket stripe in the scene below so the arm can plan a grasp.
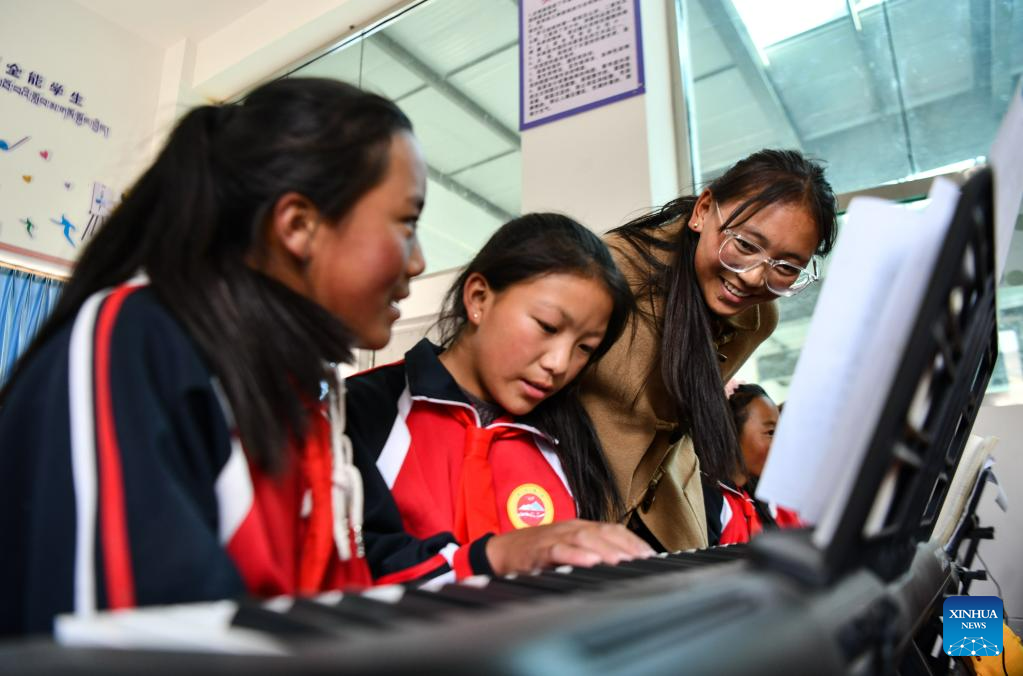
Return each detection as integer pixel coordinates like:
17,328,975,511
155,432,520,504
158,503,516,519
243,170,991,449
93,284,143,609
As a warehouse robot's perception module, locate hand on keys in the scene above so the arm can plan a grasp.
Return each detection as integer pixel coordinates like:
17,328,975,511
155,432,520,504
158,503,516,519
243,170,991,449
485,520,656,576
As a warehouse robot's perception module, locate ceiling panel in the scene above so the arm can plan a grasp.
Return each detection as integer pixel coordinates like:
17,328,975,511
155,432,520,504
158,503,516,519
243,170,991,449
383,0,519,76
684,0,733,80
1011,5,1023,72
887,0,974,107
447,45,520,133
298,41,424,101
288,0,524,273
399,88,516,174
693,69,786,174
418,175,504,272
767,22,885,140
445,45,519,132
452,151,521,217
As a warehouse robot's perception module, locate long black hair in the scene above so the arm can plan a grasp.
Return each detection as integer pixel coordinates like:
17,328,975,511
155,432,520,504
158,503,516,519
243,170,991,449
0,77,413,472
610,149,837,483
728,383,773,434
436,213,633,521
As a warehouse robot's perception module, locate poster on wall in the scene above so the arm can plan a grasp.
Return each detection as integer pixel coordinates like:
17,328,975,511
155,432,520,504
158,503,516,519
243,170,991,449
519,0,645,131
0,48,128,277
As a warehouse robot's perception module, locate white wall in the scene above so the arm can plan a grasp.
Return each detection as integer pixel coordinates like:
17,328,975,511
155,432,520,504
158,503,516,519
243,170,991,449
151,0,409,158
0,1,163,277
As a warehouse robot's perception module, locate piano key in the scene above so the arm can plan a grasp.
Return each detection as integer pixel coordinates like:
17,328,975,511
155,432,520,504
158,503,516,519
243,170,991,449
331,593,426,626
665,549,740,565
286,597,393,631
547,566,642,585
573,563,650,580
604,556,706,574
231,598,337,640
487,574,579,595
533,568,611,590
398,588,489,613
428,583,527,606
477,576,565,599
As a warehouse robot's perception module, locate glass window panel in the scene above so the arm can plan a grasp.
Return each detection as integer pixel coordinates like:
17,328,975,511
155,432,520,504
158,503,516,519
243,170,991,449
682,0,1023,401
287,0,521,275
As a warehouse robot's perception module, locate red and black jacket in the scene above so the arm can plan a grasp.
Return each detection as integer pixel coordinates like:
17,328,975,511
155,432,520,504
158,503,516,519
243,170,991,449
0,283,370,636
703,476,804,546
346,339,577,586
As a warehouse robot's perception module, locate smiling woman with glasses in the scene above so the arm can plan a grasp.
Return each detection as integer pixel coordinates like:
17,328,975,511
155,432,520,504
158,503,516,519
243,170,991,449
579,149,837,553
715,203,819,297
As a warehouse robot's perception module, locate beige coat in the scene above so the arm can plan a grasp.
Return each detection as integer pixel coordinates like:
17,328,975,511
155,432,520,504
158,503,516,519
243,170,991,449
580,220,778,551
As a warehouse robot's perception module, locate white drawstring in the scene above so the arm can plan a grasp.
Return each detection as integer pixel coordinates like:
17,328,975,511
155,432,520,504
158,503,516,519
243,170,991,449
327,365,365,561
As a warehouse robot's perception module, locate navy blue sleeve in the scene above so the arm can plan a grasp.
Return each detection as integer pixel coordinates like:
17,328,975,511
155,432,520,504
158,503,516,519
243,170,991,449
0,289,244,635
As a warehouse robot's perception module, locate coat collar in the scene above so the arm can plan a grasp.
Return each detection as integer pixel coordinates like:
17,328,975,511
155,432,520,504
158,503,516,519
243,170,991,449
404,338,469,404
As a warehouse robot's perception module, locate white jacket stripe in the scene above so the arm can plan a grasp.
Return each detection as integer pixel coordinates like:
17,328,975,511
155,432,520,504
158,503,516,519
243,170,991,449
68,290,109,616
377,384,413,489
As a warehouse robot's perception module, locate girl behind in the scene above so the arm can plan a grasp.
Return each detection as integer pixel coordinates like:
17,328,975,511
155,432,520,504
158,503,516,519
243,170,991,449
348,213,653,583
0,77,426,634
704,383,800,546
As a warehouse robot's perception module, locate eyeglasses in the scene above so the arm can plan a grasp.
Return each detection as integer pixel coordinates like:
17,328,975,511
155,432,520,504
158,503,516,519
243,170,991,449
714,203,819,297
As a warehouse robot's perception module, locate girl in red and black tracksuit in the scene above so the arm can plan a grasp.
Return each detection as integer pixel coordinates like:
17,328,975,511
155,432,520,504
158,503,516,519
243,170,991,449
348,214,655,585
704,384,803,546
0,78,427,635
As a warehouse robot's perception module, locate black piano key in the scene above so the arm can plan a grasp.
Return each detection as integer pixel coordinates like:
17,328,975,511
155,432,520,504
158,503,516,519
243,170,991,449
489,574,578,595
535,569,610,590
693,547,747,560
398,588,488,613
277,598,376,636
287,597,393,631
553,566,644,585
608,556,703,574
479,576,565,598
332,593,425,625
718,543,751,557
579,563,650,580
430,583,527,605
666,550,738,565
231,598,337,639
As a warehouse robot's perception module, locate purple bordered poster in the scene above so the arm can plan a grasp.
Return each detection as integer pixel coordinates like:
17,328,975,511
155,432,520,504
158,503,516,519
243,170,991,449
519,0,645,131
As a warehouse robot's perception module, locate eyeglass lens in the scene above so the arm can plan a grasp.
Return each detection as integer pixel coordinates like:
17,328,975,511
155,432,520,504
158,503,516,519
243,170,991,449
719,236,812,294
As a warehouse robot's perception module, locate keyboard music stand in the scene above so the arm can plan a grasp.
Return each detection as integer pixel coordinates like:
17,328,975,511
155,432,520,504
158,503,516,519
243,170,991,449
752,167,999,587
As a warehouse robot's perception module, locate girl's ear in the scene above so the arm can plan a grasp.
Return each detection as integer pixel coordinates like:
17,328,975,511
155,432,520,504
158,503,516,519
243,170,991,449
689,189,714,233
462,272,492,327
268,191,323,263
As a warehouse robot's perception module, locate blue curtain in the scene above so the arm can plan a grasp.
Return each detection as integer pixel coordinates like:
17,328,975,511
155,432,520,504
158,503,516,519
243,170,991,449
0,267,64,385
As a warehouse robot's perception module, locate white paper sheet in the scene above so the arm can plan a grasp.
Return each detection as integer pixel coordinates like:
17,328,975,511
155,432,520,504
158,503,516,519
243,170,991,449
756,178,961,549
989,80,1023,281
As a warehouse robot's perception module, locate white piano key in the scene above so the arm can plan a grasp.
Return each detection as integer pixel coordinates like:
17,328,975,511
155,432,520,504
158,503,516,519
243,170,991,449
55,600,287,655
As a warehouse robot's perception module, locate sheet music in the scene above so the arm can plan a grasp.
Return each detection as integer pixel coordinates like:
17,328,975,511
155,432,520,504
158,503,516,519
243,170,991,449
756,178,961,548
989,80,1023,281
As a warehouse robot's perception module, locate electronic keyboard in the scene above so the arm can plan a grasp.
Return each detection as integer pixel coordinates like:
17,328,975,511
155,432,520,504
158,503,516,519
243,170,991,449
0,539,955,675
